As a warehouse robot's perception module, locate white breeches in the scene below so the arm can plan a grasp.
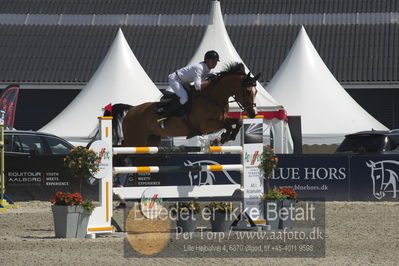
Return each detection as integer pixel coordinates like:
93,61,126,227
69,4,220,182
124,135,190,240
168,73,188,104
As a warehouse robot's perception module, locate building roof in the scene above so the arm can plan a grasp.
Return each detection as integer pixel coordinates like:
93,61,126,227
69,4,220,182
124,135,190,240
0,0,398,14
0,23,397,84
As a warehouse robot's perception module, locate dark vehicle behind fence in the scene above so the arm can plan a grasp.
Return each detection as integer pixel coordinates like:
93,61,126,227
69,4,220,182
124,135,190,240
4,130,74,156
335,130,399,155
3,130,100,201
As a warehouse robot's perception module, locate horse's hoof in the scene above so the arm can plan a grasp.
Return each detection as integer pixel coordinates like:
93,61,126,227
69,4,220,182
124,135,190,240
220,135,230,144
211,137,221,146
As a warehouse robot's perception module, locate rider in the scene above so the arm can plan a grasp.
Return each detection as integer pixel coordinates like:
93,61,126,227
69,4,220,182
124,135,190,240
157,50,220,128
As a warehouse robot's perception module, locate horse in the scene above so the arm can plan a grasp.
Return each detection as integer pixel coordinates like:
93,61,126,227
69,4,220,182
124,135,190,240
122,62,259,147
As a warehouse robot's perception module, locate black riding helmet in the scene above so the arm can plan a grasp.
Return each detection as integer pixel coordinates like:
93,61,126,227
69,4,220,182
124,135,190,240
204,50,220,61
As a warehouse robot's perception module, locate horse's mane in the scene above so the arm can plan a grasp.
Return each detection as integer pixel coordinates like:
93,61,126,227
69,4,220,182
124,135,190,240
206,62,246,87
217,62,246,77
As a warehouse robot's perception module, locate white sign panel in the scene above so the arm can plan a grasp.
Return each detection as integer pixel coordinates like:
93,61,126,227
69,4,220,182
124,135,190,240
242,118,264,225
89,140,112,180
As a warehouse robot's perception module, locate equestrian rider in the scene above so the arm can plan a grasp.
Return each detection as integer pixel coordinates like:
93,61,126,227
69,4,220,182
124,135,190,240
158,50,219,128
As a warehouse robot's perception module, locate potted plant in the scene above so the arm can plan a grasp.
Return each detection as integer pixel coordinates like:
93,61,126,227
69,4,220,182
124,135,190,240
171,201,200,232
260,145,278,193
276,186,298,229
63,146,100,192
50,192,95,238
261,189,287,230
50,146,99,238
208,202,234,232
259,146,281,230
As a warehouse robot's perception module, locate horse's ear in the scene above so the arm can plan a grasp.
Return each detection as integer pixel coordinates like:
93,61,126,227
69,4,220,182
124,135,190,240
254,73,261,80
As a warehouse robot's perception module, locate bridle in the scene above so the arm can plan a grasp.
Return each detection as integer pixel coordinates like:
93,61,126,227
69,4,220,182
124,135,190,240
230,78,257,113
202,72,258,114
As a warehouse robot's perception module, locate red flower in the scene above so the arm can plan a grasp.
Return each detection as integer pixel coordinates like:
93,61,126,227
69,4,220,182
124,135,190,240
276,186,298,199
49,192,85,206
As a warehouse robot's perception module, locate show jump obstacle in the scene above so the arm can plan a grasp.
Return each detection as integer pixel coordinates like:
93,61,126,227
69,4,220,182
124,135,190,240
86,116,265,236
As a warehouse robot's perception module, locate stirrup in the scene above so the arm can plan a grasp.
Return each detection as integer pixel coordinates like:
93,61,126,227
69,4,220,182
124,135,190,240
157,117,167,129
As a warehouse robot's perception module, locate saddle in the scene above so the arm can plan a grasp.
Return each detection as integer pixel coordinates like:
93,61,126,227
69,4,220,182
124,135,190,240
156,90,201,137
156,90,191,118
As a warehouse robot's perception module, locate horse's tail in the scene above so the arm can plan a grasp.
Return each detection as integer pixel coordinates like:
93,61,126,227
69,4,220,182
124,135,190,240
109,103,133,146
89,103,133,146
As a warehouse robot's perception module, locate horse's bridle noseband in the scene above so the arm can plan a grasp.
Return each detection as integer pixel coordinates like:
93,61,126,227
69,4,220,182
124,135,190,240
231,95,256,113
231,85,257,114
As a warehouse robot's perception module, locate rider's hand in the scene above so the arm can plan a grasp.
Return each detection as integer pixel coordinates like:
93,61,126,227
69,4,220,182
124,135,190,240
200,80,211,90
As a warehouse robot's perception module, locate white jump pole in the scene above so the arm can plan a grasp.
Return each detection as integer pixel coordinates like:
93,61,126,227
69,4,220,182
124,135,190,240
112,146,243,154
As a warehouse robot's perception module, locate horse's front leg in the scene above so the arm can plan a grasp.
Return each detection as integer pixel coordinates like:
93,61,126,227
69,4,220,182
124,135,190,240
226,117,243,141
219,118,243,144
220,125,232,144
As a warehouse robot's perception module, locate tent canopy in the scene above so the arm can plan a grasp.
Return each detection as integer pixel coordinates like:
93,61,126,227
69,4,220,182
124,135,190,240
266,26,388,144
40,29,162,144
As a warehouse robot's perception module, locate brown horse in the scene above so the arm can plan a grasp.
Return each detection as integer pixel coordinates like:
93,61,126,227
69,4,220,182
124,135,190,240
122,62,259,147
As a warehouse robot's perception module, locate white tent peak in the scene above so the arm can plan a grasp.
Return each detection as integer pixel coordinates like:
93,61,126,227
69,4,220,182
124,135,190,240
266,27,388,144
187,0,241,68
39,28,162,144
187,0,282,110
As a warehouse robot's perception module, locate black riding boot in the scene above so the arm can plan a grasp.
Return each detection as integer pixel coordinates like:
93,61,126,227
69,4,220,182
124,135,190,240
157,98,183,128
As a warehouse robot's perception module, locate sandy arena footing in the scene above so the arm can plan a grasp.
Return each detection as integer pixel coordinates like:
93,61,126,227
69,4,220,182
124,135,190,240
0,201,398,265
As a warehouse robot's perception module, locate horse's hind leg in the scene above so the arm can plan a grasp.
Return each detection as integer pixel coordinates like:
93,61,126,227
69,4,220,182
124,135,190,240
122,130,149,147
147,135,161,146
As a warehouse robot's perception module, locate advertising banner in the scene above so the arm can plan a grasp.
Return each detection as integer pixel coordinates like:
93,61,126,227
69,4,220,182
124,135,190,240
5,153,399,202
166,154,241,186
0,85,20,129
350,155,399,201
269,155,350,201
120,154,168,186
5,155,98,201
119,154,241,187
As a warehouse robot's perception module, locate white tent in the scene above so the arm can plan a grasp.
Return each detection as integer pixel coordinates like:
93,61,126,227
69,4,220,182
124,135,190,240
188,0,281,111
40,29,162,145
266,27,388,145
180,0,293,153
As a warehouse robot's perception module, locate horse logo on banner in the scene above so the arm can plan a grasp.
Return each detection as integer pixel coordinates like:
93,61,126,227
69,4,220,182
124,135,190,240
184,160,238,186
366,160,399,199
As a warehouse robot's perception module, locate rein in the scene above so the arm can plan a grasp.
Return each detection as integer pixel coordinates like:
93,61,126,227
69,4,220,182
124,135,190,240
230,95,244,110
230,84,257,113
201,68,257,114
231,95,256,113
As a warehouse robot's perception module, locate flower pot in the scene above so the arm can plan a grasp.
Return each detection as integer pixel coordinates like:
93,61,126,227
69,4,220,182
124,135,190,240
279,199,295,229
52,205,91,238
76,210,92,237
211,211,233,232
263,200,281,230
176,212,197,232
